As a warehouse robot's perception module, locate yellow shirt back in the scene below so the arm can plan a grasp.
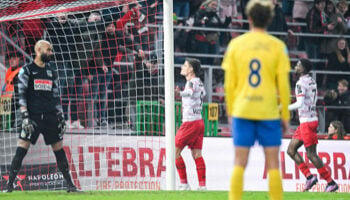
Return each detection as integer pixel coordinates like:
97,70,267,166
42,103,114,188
222,31,291,120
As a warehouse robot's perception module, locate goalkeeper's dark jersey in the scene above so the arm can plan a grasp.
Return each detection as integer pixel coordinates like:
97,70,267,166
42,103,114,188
18,62,62,114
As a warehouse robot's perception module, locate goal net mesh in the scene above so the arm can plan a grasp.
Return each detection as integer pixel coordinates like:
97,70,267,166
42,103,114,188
0,0,166,191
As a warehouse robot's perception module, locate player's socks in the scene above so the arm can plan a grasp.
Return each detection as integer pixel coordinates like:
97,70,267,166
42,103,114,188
298,162,312,178
54,149,74,186
195,157,206,187
175,156,187,184
229,166,244,200
268,169,283,200
317,166,333,183
8,147,28,187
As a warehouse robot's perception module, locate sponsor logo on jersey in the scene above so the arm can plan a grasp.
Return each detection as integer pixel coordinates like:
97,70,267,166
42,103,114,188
46,70,52,77
34,79,52,91
20,130,26,138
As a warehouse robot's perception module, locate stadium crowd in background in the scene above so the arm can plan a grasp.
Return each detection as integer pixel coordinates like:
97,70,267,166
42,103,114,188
172,0,350,128
1,0,350,135
43,9,84,129
1,0,161,129
1,0,350,196
324,37,350,90
192,0,231,66
326,120,346,139
1,52,23,129
323,79,350,132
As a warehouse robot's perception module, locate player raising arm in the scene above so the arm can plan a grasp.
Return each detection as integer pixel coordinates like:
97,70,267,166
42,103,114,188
222,0,291,199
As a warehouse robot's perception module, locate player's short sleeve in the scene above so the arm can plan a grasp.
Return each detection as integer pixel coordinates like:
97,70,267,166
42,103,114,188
277,44,291,74
222,40,236,116
221,40,235,71
276,42,291,121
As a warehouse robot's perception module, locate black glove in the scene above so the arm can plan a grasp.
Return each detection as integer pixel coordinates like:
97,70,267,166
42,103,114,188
21,111,36,138
57,112,66,136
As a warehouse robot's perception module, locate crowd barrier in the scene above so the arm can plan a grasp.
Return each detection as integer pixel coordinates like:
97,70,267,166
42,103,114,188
135,100,219,136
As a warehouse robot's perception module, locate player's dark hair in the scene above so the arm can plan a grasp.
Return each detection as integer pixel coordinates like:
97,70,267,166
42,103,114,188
245,0,274,29
299,59,313,74
186,57,201,76
314,0,326,5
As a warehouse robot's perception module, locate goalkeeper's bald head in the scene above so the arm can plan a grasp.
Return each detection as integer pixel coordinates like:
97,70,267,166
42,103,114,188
34,40,51,53
34,40,53,63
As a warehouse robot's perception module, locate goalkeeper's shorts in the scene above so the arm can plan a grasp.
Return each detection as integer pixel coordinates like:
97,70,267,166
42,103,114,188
232,117,282,147
175,119,204,150
19,112,63,145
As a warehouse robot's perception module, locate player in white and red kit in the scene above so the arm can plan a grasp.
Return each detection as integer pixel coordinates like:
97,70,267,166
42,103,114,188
175,58,206,190
287,59,338,192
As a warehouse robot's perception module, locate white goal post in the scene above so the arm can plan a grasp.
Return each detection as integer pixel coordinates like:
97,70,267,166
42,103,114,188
163,0,175,191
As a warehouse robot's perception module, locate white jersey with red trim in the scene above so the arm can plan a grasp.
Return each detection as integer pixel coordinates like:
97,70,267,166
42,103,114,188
180,77,206,122
293,74,318,123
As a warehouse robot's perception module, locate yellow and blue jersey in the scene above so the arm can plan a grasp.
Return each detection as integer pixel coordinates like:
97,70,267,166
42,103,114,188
222,31,291,121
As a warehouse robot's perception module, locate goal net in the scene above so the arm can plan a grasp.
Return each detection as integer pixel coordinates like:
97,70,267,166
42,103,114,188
0,0,167,191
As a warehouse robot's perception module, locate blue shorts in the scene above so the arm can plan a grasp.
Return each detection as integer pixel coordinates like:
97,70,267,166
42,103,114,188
232,117,282,147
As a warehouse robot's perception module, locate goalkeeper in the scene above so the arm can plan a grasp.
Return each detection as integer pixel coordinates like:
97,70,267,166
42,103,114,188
6,40,79,193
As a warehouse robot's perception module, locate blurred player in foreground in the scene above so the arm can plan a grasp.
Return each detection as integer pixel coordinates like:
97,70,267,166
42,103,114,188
222,0,291,199
287,59,338,192
175,58,206,190
6,40,79,193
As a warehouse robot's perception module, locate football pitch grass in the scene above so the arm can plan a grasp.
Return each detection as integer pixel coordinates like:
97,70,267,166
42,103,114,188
1,191,350,200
